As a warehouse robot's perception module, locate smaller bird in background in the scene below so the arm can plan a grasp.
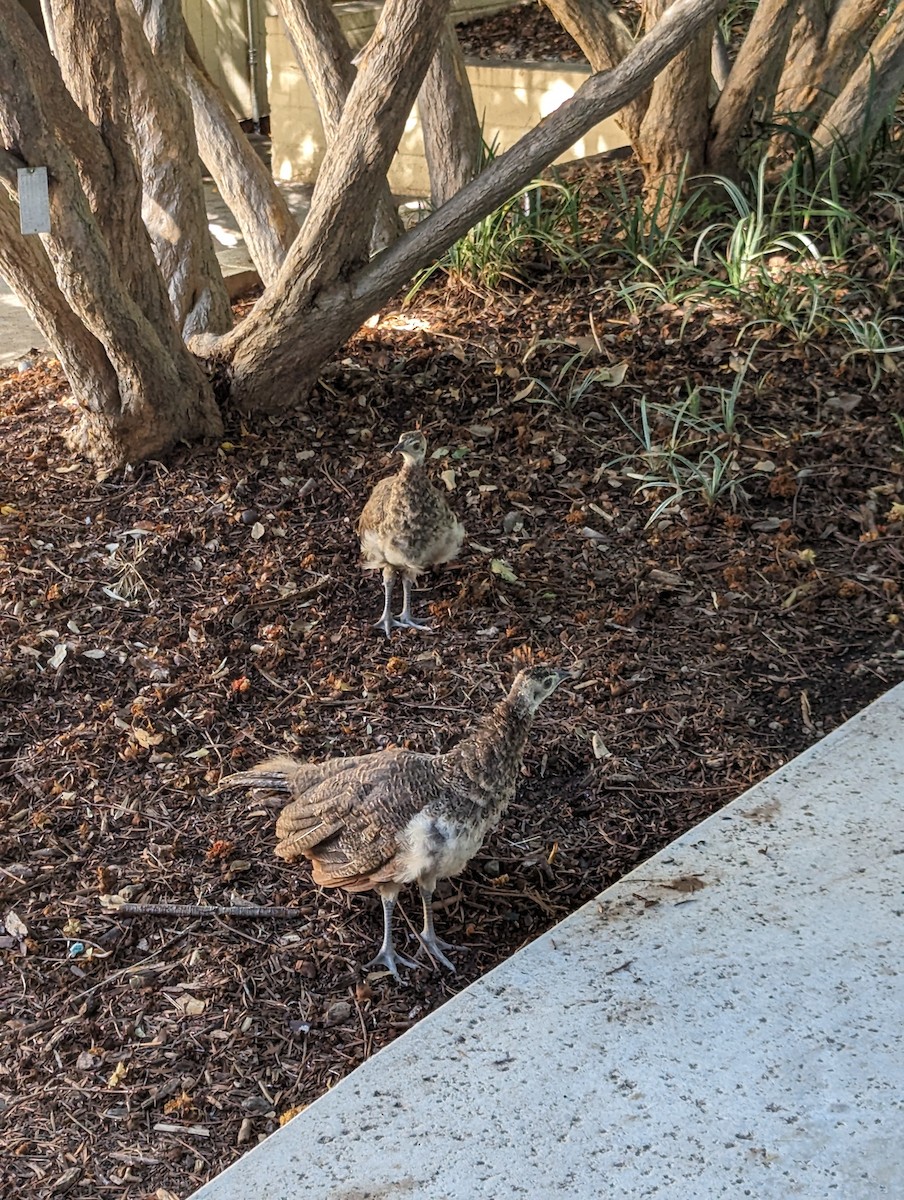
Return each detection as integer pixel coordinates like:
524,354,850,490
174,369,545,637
219,665,568,979
357,430,465,637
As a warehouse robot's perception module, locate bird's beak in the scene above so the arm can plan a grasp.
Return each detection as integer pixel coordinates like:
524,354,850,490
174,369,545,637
390,440,405,455
553,667,573,683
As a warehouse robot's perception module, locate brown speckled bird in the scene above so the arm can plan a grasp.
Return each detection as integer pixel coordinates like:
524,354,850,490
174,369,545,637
219,666,567,978
357,430,465,636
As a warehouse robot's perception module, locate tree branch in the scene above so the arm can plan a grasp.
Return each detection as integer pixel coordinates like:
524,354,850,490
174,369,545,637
275,0,402,249
356,0,728,302
542,0,647,143
123,0,233,339
182,35,299,285
219,0,726,407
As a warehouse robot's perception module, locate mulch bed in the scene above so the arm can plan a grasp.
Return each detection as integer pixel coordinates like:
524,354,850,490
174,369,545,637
2,173,903,1197
457,2,589,63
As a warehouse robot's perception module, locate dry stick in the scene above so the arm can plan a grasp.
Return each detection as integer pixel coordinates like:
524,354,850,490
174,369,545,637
101,900,306,919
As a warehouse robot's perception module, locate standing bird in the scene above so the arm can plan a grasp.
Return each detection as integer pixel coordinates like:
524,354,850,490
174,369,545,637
357,430,465,636
219,665,568,978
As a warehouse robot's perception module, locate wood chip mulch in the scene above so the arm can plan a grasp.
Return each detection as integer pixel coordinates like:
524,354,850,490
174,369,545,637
2,180,903,1200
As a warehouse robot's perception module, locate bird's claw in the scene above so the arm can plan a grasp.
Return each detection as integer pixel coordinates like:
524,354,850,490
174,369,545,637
373,615,403,638
417,934,457,972
365,947,421,979
396,615,433,632
372,615,432,637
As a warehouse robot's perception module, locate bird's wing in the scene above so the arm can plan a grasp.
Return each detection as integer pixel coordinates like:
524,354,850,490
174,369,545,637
357,475,395,537
274,751,435,890
218,754,368,797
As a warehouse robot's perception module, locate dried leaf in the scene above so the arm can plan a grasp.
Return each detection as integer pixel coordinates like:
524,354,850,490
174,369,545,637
591,733,612,759
107,1060,128,1087
4,910,27,939
490,558,518,583
131,726,163,749
48,642,68,670
177,995,207,1016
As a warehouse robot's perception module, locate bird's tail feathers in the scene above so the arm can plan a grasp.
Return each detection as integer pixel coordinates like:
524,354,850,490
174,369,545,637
216,756,303,794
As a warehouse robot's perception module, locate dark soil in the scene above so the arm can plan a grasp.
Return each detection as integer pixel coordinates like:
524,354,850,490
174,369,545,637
2,180,903,1200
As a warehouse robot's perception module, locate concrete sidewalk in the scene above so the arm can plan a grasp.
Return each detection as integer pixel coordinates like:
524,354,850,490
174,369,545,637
191,680,904,1200
0,182,311,367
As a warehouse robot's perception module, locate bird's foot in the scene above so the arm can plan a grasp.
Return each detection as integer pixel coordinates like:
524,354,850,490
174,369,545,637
395,613,433,632
365,947,421,980
417,932,457,972
372,614,402,638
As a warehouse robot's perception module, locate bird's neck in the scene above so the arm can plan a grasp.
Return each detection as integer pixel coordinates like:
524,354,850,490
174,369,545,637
450,694,535,803
397,454,424,475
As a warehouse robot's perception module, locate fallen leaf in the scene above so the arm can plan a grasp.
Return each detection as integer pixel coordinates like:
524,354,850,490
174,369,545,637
131,726,163,749
107,1060,128,1087
4,911,27,939
490,558,518,583
591,733,612,759
48,642,68,670
176,995,207,1017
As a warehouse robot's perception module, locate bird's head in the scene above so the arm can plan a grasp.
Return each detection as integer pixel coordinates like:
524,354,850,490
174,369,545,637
509,665,570,714
392,430,428,465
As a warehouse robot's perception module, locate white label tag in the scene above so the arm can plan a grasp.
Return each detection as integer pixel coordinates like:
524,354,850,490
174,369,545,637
18,167,51,235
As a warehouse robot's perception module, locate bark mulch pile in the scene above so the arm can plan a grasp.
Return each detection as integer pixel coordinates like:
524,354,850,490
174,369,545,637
2,191,903,1200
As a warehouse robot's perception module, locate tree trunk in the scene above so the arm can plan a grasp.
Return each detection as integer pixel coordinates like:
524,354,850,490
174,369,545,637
215,0,728,409
0,177,121,409
275,0,402,250
636,0,715,201
123,0,233,340
219,0,453,408
775,0,886,125
542,0,648,144
707,0,797,176
183,34,299,286
545,0,716,203
811,5,904,166
418,19,482,208
0,0,221,468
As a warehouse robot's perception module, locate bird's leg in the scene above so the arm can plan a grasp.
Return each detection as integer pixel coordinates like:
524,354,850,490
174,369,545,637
417,884,456,971
396,574,432,632
373,567,399,638
365,887,420,979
